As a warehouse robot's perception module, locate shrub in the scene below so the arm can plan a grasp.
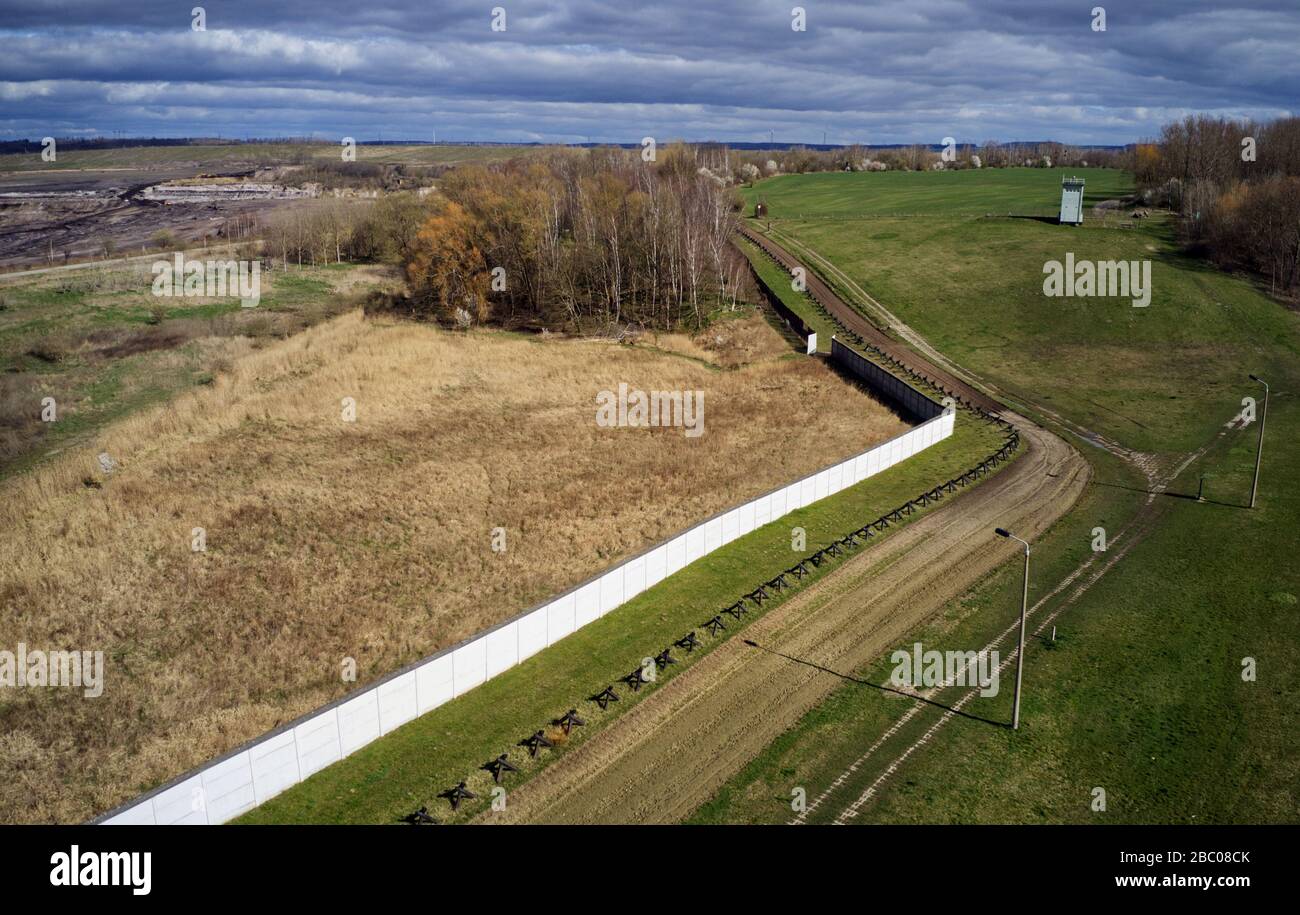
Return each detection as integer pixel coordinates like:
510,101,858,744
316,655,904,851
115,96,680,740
151,229,178,250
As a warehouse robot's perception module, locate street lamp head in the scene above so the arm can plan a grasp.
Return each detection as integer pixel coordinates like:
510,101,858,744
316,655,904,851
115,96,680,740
1249,374,1260,382
995,528,1011,538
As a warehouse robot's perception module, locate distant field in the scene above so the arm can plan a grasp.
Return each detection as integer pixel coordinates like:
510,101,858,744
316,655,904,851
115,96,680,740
0,258,400,477
697,168,1300,824
0,306,909,823
745,170,1288,454
744,167,1132,218
0,143,535,174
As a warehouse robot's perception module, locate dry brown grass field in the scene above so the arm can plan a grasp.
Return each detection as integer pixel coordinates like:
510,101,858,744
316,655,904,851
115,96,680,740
0,307,906,823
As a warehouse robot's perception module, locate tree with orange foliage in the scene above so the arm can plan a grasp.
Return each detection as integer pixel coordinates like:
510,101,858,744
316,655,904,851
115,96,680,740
1133,143,1161,188
405,202,491,325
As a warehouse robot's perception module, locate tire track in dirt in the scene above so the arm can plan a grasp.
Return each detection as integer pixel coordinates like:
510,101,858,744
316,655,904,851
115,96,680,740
821,429,1223,825
791,505,1127,824
482,410,1087,824
821,498,1160,824
781,237,1244,825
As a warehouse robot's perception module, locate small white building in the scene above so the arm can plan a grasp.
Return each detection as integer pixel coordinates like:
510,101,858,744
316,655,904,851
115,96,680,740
1059,177,1085,225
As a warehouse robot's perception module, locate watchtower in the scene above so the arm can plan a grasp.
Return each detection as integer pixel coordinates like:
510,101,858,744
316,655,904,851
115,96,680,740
1059,177,1085,225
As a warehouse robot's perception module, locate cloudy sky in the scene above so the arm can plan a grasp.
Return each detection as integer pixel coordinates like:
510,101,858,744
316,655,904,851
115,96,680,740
2,0,1297,145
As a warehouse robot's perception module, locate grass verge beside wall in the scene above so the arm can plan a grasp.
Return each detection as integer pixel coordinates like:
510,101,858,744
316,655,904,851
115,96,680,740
240,414,1011,824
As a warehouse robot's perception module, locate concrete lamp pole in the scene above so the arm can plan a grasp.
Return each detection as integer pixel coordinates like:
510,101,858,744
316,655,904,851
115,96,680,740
1249,375,1269,509
995,527,1031,730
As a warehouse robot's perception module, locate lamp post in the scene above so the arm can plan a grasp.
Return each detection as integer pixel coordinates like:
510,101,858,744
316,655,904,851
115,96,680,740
1248,375,1269,509
995,527,1031,730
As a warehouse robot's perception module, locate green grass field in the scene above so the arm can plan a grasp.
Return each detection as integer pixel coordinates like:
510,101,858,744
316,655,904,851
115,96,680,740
746,169,1294,452
745,167,1132,218
696,167,1300,824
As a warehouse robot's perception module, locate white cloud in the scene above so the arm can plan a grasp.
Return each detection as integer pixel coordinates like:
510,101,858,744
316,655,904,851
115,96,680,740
0,0,1295,143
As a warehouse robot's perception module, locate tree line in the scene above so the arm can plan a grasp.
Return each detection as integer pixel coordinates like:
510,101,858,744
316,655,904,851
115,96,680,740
257,146,748,332
1137,116,1300,294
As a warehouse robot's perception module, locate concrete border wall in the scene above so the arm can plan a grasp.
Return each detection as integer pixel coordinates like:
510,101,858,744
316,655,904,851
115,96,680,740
830,335,946,422
97,340,953,825
745,257,815,342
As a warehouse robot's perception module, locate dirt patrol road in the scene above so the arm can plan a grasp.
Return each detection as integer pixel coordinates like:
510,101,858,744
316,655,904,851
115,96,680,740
481,228,1090,824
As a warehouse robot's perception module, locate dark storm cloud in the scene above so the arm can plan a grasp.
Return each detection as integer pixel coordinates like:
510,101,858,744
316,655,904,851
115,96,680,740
1,0,1296,143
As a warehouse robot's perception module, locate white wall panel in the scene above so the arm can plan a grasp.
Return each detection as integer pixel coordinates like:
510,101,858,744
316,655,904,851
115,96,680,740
738,502,756,536
294,709,341,779
769,488,787,521
665,534,686,575
685,525,706,564
704,516,723,553
201,751,256,823
547,593,575,643
151,775,207,825
812,469,827,501
571,582,597,628
451,639,487,696
337,690,381,756
483,626,518,679
415,655,453,714
644,544,667,589
102,802,157,825
516,607,548,661
623,556,647,603
719,510,738,546
598,567,624,615
249,729,300,805
378,671,418,734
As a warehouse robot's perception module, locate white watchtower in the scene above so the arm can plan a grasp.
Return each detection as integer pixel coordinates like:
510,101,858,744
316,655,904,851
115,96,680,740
1059,177,1085,225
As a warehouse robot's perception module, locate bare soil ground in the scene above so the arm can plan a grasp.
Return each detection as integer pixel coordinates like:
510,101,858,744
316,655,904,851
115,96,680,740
0,308,906,823
0,143,530,270
0,176,287,269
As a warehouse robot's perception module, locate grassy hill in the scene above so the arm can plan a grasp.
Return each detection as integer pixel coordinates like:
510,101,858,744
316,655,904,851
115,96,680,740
745,169,1293,453
744,167,1132,218
696,168,1300,824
